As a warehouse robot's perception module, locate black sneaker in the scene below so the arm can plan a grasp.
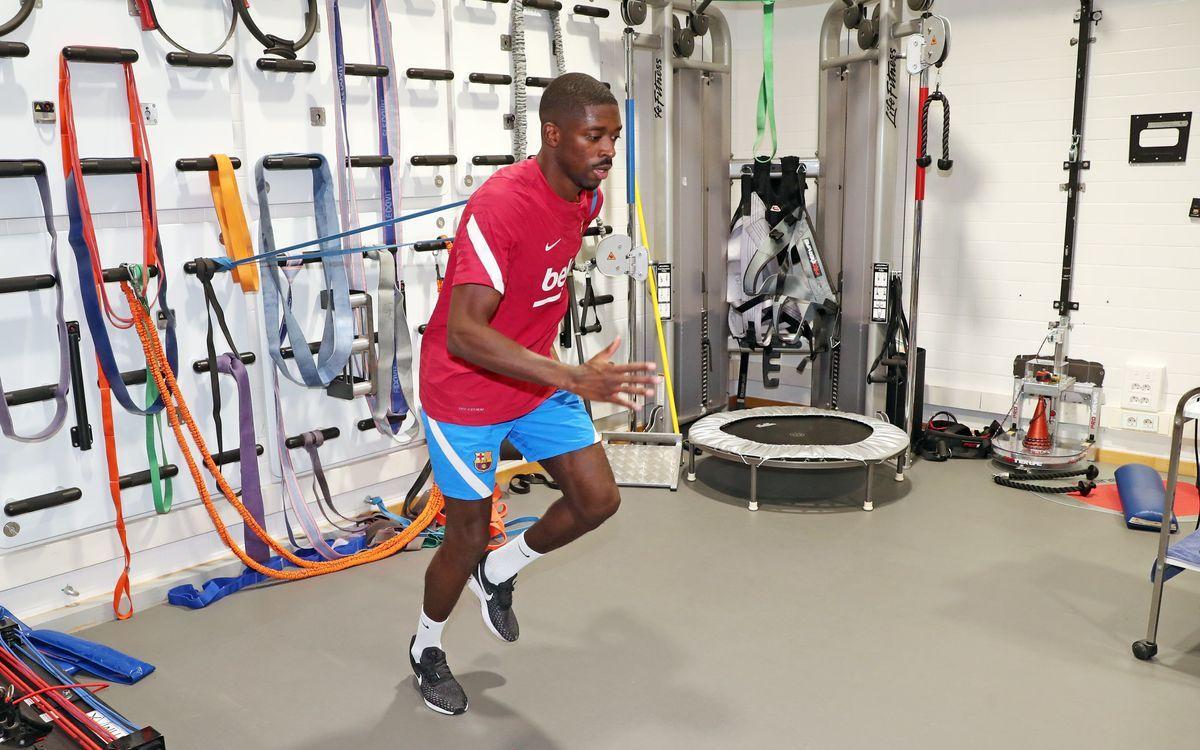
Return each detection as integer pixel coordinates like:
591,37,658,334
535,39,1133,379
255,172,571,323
467,554,519,643
409,637,468,715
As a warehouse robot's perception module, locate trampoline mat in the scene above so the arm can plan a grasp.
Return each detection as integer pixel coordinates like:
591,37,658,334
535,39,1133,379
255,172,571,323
719,415,873,446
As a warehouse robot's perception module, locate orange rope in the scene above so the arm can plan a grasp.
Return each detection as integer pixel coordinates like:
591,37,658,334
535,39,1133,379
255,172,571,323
122,283,441,580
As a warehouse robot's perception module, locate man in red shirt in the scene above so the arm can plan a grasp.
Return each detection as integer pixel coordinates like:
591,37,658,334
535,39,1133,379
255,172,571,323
410,73,655,715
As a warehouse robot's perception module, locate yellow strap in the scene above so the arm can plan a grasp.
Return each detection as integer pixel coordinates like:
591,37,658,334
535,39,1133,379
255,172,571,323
207,154,258,292
633,181,680,435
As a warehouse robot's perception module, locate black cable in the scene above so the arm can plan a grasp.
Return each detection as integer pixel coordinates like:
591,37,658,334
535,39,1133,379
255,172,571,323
509,473,560,495
142,0,238,56
993,476,1096,496
1008,464,1099,481
232,0,319,59
0,0,35,38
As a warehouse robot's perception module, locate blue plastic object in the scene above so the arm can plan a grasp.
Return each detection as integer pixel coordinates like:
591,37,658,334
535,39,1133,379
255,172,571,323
27,629,155,685
1116,463,1178,532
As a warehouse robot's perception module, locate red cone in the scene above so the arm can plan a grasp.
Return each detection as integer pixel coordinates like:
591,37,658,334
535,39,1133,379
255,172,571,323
1023,396,1052,450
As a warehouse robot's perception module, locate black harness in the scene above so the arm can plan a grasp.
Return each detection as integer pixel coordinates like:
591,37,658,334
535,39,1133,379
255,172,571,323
233,0,320,59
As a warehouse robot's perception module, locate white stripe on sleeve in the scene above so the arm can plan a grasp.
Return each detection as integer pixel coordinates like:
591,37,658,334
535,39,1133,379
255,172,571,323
466,215,506,294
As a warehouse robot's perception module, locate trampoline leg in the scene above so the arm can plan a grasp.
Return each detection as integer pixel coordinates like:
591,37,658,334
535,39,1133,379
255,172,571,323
748,464,759,511
687,445,696,482
863,465,874,512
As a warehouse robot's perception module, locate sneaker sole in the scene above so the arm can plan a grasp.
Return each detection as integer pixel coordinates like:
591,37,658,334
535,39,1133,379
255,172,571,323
467,574,514,643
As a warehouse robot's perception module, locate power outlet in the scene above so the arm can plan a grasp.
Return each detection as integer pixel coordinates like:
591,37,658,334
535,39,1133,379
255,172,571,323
1121,410,1160,433
1124,363,1165,412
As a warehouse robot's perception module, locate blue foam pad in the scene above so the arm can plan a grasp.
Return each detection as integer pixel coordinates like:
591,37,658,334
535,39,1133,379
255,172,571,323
1115,463,1178,533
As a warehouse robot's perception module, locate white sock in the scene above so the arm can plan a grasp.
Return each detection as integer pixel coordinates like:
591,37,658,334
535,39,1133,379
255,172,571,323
411,611,446,660
484,531,544,584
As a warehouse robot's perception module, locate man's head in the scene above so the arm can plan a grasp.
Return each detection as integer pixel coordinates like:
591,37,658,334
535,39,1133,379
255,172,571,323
538,72,621,192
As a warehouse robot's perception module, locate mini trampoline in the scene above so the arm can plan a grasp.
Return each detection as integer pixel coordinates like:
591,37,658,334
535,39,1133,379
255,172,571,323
686,406,910,511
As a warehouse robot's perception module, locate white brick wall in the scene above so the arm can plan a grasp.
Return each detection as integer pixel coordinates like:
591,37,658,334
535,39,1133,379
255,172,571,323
726,0,1200,456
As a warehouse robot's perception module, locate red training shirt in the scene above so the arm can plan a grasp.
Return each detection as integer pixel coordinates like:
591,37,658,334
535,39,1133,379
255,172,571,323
420,158,603,425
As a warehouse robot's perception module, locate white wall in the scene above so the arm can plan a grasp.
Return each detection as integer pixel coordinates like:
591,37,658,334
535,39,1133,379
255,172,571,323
725,0,1200,455
0,0,634,623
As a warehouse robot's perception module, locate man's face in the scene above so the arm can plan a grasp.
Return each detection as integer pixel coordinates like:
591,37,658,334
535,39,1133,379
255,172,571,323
546,103,622,191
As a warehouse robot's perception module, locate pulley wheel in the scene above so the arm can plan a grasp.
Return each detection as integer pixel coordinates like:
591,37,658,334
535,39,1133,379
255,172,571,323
620,0,647,26
688,11,709,37
672,15,695,58
843,2,864,29
857,6,879,49
908,0,934,11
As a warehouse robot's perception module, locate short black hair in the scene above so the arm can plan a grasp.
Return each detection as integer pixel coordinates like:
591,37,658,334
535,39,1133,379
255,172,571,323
539,72,618,127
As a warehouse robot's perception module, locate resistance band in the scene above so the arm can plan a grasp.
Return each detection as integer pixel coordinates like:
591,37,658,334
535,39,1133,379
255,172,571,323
0,170,70,443
132,0,238,56
59,50,178,619
206,154,257,292
325,0,418,441
232,0,319,59
256,154,355,388
121,280,442,588
510,0,566,159
634,183,680,433
0,0,35,38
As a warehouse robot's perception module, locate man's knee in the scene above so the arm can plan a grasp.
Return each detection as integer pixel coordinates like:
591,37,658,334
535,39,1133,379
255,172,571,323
443,505,492,560
575,485,621,530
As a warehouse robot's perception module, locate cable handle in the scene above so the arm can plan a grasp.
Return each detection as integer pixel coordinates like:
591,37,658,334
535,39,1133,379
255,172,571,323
917,90,953,171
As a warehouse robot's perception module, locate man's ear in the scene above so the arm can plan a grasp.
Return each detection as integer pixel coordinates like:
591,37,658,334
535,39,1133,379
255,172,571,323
542,121,561,148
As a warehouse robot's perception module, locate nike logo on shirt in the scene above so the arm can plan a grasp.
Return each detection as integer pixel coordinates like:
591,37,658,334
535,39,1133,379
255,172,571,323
545,238,562,252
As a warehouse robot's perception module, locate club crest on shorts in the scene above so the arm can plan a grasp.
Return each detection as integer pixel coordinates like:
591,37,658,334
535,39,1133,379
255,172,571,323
474,451,494,472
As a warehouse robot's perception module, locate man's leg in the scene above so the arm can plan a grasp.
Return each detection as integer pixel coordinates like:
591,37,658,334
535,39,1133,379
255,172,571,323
422,497,494,622
521,442,620,553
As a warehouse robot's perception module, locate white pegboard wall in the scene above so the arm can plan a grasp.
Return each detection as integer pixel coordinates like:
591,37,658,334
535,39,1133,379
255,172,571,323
0,0,635,611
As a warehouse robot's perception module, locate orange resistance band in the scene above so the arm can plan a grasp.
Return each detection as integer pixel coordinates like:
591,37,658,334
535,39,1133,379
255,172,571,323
122,283,441,581
206,154,258,292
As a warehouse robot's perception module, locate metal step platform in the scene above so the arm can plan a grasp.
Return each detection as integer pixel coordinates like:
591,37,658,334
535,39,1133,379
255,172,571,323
602,431,682,490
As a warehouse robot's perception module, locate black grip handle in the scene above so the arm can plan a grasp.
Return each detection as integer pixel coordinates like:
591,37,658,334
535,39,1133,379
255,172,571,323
166,51,234,69
285,427,340,449
472,155,516,166
0,159,45,178
119,464,180,490
525,0,562,9
0,41,30,59
176,156,242,172
80,158,142,176
583,225,612,237
469,73,512,85
344,63,390,77
212,444,266,467
573,4,609,17
410,155,458,167
257,58,316,73
0,274,55,295
526,76,555,88
67,321,92,452
349,155,395,168
100,265,160,284
263,155,322,171
113,368,148,388
63,46,139,64
192,352,257,373
5,487,83,517
406,67,454,81
413,238,452,252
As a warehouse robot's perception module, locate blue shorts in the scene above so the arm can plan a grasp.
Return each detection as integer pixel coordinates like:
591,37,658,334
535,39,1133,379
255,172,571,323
422,390,599,500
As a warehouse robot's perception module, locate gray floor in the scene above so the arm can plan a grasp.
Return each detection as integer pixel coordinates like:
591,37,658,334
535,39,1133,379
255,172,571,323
84,458,1200,749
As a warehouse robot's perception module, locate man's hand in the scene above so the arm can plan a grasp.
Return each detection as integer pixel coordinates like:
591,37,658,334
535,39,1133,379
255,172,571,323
564,337,657,410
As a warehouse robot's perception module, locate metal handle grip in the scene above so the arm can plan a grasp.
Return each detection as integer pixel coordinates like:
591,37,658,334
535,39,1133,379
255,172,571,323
166,52,233,69
63,45,138,64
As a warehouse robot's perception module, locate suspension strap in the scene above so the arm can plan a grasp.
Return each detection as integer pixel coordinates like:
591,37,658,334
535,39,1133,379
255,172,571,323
753,0,777,162
60,49,179,619
206,155,257,292
256,154,355,388
0,169,70,442
324,0,418,441
232,0,319,59
133,0,239,56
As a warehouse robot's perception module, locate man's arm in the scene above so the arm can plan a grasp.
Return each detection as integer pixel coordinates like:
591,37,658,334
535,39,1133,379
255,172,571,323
446,284,656,409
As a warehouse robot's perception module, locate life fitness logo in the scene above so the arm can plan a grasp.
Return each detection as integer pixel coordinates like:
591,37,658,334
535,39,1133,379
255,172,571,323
534,263,571,308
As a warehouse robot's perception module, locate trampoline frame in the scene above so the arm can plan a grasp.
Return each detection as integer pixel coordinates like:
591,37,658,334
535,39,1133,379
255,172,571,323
685,406,908,511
